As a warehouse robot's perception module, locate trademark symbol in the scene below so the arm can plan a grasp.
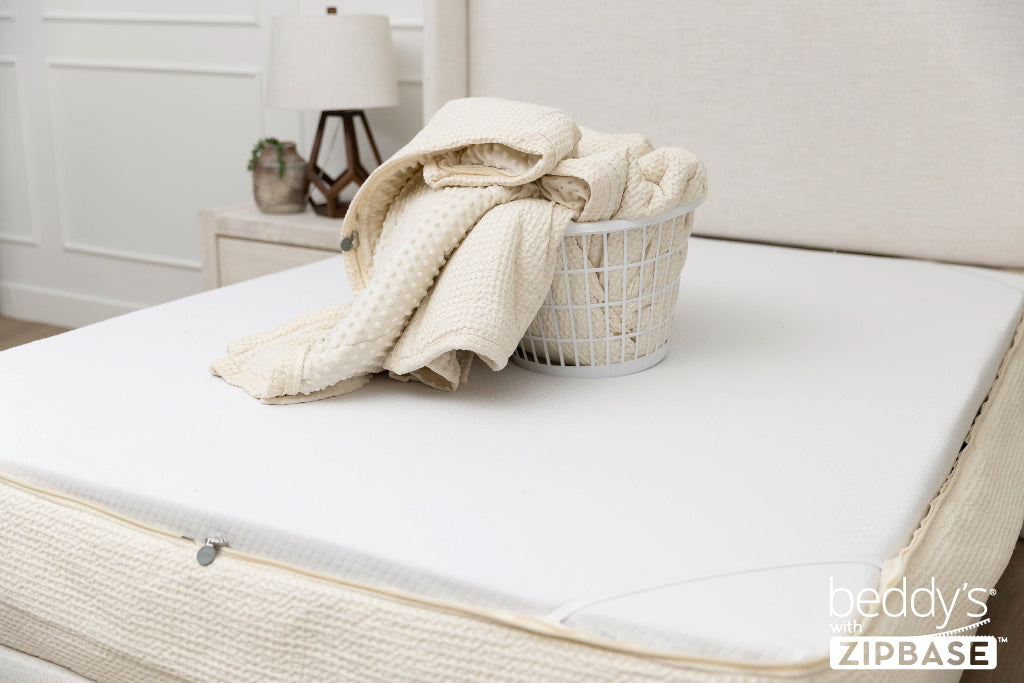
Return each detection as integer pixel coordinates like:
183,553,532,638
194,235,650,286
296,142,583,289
990,588,998,596
998,637,1008,643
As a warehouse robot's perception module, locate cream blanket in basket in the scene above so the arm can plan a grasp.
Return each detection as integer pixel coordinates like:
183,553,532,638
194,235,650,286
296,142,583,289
211,98,706,403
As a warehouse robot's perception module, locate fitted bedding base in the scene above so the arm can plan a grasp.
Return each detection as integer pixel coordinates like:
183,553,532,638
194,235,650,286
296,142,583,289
2,238,1024,679
1,314,1023,682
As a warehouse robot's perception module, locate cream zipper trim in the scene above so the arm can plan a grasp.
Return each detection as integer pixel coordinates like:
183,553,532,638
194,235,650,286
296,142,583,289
0,471,830,674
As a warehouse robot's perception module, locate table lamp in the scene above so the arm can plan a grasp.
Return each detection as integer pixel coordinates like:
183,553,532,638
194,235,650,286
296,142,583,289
267,9,399,218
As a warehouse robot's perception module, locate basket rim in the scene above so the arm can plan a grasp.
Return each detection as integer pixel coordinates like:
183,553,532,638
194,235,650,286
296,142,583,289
563,196,706,236
511,345,670,378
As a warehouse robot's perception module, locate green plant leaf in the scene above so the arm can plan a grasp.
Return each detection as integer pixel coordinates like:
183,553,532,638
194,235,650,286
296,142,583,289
247,137,287,178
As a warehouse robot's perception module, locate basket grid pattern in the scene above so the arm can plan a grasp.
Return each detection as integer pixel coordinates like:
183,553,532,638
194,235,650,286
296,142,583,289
513,211,693,375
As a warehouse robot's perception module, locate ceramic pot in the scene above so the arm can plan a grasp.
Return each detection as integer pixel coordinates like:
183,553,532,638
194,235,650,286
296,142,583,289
253,142,309,214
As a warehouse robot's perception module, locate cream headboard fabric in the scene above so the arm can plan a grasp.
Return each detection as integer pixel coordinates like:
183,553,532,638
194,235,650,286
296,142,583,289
423,0,1024,268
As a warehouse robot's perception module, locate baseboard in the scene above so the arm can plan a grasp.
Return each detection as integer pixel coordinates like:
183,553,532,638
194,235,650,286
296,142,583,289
0,281,141,328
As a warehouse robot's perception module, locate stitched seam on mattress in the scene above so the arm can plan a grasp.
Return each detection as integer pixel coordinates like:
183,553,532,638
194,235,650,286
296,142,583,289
878,311,1024,588
0,473,830,675
544,559,883,624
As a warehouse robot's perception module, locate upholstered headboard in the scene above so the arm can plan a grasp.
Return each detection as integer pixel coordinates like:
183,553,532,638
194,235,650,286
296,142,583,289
423,0,1024,268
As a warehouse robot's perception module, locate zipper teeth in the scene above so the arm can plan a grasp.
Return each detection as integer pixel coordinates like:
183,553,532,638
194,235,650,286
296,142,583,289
0,472,829,674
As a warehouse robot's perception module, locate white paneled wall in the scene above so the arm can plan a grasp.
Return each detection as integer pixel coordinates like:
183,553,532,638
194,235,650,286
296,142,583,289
0,0,424,327
0,59,33,245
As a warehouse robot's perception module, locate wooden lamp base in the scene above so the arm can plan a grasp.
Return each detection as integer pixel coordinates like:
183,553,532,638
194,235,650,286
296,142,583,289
306,110,383,219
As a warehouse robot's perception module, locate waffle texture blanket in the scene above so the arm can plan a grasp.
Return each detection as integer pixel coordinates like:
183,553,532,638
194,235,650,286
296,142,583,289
211,98,707,402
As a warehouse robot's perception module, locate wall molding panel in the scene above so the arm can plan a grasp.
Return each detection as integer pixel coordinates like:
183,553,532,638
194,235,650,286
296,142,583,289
47,58,261,79
0,58,39,246
40,13,259,27
46,59,263,270
40,0,258,27
0,234,37,246
61,242,202,271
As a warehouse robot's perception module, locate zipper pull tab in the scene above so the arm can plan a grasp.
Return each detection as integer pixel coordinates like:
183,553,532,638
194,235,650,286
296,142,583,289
196,536,228,566
340,231,359,252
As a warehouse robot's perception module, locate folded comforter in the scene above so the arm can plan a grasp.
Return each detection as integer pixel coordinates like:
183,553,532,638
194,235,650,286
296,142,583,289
211,97,707,403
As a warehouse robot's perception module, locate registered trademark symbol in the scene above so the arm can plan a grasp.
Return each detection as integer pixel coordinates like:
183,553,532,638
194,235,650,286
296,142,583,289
990,589,998,596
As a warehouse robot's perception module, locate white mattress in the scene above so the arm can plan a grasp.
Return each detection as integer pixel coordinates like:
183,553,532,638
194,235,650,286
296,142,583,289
1,237,1021,664
0,644,92,683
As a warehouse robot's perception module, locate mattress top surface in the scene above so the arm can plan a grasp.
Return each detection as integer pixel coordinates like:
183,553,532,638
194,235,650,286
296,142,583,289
1,237,1021,664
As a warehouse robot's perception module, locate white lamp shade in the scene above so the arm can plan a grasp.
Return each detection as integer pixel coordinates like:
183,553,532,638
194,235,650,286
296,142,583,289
267,14,399,111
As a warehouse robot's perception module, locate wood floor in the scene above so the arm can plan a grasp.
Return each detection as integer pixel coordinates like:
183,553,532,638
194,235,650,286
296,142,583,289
0,315,1021,677
0,315,70,351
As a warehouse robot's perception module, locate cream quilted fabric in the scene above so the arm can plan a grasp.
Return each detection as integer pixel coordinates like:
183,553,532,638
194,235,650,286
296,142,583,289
211,98,707,402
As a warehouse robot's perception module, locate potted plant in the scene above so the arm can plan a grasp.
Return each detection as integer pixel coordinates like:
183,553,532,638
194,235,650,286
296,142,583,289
248,137,309,214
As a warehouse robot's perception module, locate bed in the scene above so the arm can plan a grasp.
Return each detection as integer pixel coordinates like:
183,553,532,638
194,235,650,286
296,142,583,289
2,1,1022,681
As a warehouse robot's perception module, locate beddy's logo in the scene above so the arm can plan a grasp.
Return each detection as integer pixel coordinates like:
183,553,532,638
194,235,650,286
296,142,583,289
826,577,1003,670
829,577,991,631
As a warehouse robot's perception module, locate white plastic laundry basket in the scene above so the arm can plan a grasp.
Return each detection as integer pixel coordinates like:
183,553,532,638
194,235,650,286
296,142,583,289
511,199,704,378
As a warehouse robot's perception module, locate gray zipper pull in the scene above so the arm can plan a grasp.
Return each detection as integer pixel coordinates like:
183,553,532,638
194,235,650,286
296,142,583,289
196,536,228,566
340,231,359,252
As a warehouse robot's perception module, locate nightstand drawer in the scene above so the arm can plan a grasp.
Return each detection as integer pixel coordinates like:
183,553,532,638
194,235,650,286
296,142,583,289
217,237,336,286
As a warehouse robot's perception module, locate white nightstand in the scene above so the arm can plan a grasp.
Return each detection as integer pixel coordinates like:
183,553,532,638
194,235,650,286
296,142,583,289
199,203,343,289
